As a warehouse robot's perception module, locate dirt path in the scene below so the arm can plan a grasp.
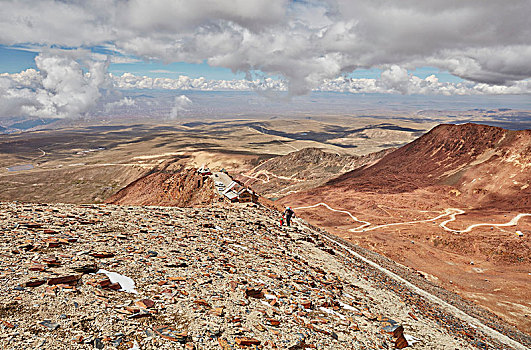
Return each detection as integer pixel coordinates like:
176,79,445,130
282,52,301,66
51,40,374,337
295,202,529,234
242,170,305,184
441,212,531,233
294,202,371,229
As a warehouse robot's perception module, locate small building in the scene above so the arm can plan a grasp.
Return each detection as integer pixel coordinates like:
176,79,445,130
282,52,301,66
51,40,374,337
222,181,258,203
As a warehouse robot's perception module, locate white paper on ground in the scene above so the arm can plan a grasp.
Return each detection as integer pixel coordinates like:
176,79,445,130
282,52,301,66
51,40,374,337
97,269,138,294
405,334,421,344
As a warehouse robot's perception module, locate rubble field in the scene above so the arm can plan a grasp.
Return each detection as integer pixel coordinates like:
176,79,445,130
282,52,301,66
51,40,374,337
0,202,528,349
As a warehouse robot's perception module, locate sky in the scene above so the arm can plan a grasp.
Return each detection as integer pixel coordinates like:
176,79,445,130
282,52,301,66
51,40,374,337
0,0,530,119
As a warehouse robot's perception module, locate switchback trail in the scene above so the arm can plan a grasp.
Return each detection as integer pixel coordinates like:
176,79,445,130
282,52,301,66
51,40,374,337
294,202,530,234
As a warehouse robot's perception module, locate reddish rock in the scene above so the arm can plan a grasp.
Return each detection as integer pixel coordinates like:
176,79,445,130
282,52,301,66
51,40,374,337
193,299,210,307
108,282,122,290
395,334,409,349
266,317,280,327
1,320,15,328
301,300,312,309
43,257,61,266
128,311,151,319
136,299,155,309
25,279,47,287
235,337,261,346
47,274,81,285
245,287,264,299
29,264,47,271
90,252,115,258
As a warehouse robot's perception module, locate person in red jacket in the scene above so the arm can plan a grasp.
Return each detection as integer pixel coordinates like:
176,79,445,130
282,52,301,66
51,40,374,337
283,206,295,226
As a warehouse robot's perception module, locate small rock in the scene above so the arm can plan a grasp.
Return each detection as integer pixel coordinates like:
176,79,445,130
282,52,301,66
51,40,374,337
38,320,59,330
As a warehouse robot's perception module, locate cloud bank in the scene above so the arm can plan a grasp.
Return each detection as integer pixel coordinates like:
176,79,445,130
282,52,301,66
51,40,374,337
1,62,529,119
110,68,531,96
0,0,530,118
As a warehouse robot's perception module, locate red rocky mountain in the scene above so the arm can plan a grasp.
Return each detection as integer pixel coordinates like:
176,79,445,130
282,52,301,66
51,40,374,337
321,123,530,209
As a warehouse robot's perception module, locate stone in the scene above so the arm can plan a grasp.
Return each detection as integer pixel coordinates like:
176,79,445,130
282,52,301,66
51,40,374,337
155,326,188,343
135,299,155,309
38,320,59,330
90,252,115,258
73,264,98,273
395,334,409,349
245,287,264,299
193,299,210,307
25,279,47,287
47,274,82,285
235,337,261,346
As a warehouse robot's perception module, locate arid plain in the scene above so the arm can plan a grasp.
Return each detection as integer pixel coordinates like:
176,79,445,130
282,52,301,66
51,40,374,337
1,112,530,338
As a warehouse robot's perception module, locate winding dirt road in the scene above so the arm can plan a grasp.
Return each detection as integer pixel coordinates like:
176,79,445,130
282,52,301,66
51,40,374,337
294,202,530,234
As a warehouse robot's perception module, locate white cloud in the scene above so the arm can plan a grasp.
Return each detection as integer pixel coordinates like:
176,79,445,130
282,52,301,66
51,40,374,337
2,67,527,119
0,0,529,96
0,51,110,118
110,70,530,96
111,73,287,92
170,95,192,118
104,97,135,112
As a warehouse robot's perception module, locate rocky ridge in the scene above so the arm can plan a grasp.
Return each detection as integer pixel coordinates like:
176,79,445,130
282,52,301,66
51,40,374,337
106,167,218,207
239,148,392,199
1,202,529,349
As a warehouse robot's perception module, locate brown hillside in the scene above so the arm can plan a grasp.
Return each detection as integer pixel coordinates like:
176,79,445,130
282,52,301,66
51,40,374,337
106,166,218,207
323,123,530,208
239,147,392,199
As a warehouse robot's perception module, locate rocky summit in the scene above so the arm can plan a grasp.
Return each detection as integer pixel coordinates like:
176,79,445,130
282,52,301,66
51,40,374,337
0,202,529,350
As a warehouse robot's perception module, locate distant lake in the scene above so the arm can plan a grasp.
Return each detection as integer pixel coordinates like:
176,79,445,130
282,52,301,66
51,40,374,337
7,164,34,171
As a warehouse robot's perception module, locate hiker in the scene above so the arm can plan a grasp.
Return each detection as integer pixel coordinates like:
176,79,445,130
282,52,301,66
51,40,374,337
283,206,295,227
279,216,284,227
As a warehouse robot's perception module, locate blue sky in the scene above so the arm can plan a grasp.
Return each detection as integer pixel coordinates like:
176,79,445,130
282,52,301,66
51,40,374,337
0,45,463,83
110,60,247,80
0,46,38,73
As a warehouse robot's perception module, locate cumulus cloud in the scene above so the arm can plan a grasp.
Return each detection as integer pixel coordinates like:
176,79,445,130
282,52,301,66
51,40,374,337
170,95,192,118
111,73,286,92
2,65,528,120
104,97,135,112
109,70,530,95
321,66,531,95
0,51,110,118
0,0,529,97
